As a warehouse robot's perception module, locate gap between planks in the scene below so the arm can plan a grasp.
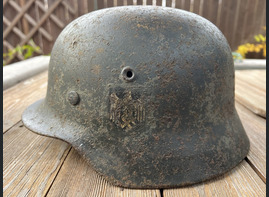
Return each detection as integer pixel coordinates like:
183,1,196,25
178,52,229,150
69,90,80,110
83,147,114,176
245,157,265,183
46,147,158,197
3,122,72,197
163,160,265,197
44,147,73,197
235,102,266,183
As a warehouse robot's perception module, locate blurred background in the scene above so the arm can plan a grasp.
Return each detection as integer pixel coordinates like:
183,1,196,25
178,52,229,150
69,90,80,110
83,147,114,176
3,0,266,65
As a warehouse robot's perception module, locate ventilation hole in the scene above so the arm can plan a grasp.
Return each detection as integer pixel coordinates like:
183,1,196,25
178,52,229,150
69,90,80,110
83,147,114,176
121,67,135,82
126,70,133,78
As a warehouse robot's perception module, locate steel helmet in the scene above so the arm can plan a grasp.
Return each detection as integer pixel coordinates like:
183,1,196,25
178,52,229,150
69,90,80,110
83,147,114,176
22,6,249,188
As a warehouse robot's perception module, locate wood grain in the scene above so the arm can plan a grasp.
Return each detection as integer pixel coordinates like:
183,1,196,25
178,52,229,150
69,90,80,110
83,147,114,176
164,160,265,197
3,71,48,133
236,102,266,182
192,0,201,15
156,0,162,6
46,148,161,197
3,122,71,197
235,70,266,117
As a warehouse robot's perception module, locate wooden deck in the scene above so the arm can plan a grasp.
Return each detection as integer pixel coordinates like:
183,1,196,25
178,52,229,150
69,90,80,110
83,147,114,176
3,69,266,196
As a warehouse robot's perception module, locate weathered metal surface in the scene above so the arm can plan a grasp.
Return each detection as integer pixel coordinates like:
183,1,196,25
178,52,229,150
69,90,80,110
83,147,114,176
22,6,250,188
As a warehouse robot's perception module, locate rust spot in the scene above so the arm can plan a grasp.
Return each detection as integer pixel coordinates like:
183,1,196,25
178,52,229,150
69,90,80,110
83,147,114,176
91,65,101,75
153,134,160,141
96,48,104,53
137,24,149,29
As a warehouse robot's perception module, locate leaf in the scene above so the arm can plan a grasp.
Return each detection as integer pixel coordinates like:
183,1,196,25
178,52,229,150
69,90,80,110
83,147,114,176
3,39,42,63
254,35,260,42
260,35,266,42
24,48,34,59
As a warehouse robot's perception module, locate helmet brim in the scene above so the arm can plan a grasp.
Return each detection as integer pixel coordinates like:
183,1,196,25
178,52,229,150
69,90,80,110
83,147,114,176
22,98,250,189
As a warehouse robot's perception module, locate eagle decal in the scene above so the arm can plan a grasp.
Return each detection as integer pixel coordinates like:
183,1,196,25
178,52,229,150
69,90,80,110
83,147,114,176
109,91,145,129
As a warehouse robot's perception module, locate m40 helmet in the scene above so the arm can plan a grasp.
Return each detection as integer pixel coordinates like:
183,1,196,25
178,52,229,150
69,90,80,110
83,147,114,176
22,6,249,188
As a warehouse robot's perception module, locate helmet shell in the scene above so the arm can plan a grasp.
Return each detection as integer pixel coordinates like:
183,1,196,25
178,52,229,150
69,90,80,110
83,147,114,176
22,6,249,188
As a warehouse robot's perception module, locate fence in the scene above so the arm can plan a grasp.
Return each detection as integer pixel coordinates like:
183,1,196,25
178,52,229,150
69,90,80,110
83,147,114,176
3,0,266,64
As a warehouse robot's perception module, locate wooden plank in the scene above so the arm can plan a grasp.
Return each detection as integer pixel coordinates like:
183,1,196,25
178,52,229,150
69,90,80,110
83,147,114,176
215,0,222,27
3,122,71,196
126,0,133,5
224,0,237,48
77,0,89,15
117,0,124,6
235,70,266,117
261,6,266,28
232,0,248,48
3,71,48,133
137,0,143,5
88,0,95,11
236,102,266,182
242,0,258,42
156,0,162,6
123,0,128,6
192,0,200,15
217,0,229,40
46,148,161,197
175,0,182,9
253,0,266,36
208,0,219,25
201,0,210,20
183,0,190,11
231,0,241,49
107,0,114,7
164,160,265,196
97,0,105,9
146,0,153,6
166,0,172,7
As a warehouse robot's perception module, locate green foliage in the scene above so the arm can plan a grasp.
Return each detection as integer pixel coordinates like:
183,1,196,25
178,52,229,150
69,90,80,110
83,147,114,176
232,52,243,62
3,39,41,66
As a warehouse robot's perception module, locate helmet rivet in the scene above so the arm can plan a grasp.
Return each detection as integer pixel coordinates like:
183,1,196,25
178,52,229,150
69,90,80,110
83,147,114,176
121,67,135,82
68,91,80,105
